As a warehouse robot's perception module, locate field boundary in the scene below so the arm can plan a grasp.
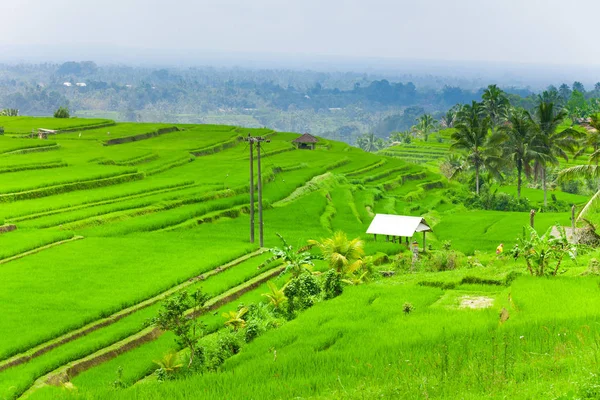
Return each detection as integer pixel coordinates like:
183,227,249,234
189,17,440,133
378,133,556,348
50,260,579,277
0,235,83,267
0,249,264,373
1,144,60,156
0,172,145,203
23,265,283,396
103,127,180,146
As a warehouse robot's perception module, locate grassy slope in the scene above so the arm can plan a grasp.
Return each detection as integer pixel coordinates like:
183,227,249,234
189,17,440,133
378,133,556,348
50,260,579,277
1,117,600,399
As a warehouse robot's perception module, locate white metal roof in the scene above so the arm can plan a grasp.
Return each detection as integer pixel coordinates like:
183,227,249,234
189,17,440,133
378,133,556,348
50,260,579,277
366,214,432,237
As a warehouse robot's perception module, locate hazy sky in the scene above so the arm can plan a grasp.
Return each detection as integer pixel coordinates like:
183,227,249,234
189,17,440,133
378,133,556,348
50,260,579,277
1,0,598,66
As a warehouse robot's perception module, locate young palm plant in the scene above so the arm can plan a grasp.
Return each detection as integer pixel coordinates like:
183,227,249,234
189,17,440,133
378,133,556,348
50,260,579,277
261,281,289,310
222,307,249,331
309,231,365,274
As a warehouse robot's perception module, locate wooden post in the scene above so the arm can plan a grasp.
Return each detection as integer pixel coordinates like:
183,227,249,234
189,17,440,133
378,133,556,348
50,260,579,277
386,235,389,242
257,141,264,247
571,205,576,229
423,232,426,252
530,209,535,229
249,139,255,243
374,234,377,242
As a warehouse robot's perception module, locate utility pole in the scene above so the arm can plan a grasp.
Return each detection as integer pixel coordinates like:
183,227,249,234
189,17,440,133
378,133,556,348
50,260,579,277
244,135,270,247
249,137,254,243
257,140,264,247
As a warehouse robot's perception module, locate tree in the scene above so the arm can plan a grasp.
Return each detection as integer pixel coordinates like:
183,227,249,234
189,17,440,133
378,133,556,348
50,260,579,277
575,113,600,160
492,108,542,199
441,105,460,128
412,114,437,142
481,84,509,130
451,101,495,195
595,82,600,92
152,289,209,367
0,108,18,116
511,226,576,276
530,99,582,206
355,133,385,152
573,81,586,93
559,151,600,220
54,106,70,118
558,84,572,104
259,233,315,278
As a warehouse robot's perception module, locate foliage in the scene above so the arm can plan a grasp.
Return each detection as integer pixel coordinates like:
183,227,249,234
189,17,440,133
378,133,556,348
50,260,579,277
309,231,365,275
511,226,577,276
222,306,249,331
153,351,183,381
152,289,209,367
402,302,414,314
322,269,343,299
356,133,385,152
260,233,315,278
284,273,322,316
261,281,288,311
53,106,70,118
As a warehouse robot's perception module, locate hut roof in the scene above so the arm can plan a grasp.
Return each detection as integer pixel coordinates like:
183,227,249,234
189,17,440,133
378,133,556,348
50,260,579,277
366,214,432,237
293,133,318,143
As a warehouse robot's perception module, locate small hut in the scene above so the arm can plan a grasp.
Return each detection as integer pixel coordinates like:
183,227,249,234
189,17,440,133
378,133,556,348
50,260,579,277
293,133,318,150
37,128,57,139
367,214,432,249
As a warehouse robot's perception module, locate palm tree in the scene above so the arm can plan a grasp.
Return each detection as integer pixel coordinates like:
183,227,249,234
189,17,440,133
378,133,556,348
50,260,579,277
530,99,583,206
481,84,509,131
451,101,493,195
412,114,437,142
356,133,384,152
576,114,600,162
441,105,460,129
308,231,365,275
492,108,543,199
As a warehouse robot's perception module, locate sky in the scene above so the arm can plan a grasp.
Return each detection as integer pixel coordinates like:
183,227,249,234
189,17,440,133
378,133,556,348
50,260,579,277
0,0,598,69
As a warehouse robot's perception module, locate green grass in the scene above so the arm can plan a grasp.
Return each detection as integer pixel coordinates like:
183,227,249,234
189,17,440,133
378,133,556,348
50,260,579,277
2,117,600,400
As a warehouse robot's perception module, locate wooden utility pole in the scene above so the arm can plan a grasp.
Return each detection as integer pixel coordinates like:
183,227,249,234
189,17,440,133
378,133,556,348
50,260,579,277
244,135,270,247
249,138,255,243
257,140,264,247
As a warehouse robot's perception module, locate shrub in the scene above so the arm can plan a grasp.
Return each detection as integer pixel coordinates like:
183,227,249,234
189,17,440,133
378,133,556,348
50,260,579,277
54,106,70,118
284,273,321,317
0,126,4,135
322,269,343,299
402,302,414,314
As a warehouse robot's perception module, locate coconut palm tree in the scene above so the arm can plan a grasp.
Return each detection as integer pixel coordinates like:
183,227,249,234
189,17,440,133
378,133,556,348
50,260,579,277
530,99,583,206
451,101,494,195
356,133,384,152
412,114,438,142
482,84,509,131
576,114,600,162
441,105,460,129
491,108,544,199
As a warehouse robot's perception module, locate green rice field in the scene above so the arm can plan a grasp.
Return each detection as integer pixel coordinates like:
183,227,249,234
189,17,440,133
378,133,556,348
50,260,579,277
0,116,599,399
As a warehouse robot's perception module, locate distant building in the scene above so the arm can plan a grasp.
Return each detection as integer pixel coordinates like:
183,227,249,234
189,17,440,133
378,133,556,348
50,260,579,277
292,133,318,150
63,82,72,87
76,82,87,87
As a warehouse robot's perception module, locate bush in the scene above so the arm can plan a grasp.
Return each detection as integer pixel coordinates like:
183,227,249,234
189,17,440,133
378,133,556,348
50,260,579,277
54,106,70,118
284,273,321,317
322,269,343,300
0,126,4,135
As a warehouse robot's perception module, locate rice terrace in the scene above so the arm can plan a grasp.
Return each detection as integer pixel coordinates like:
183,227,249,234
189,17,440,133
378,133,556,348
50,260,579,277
1,103,600,400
